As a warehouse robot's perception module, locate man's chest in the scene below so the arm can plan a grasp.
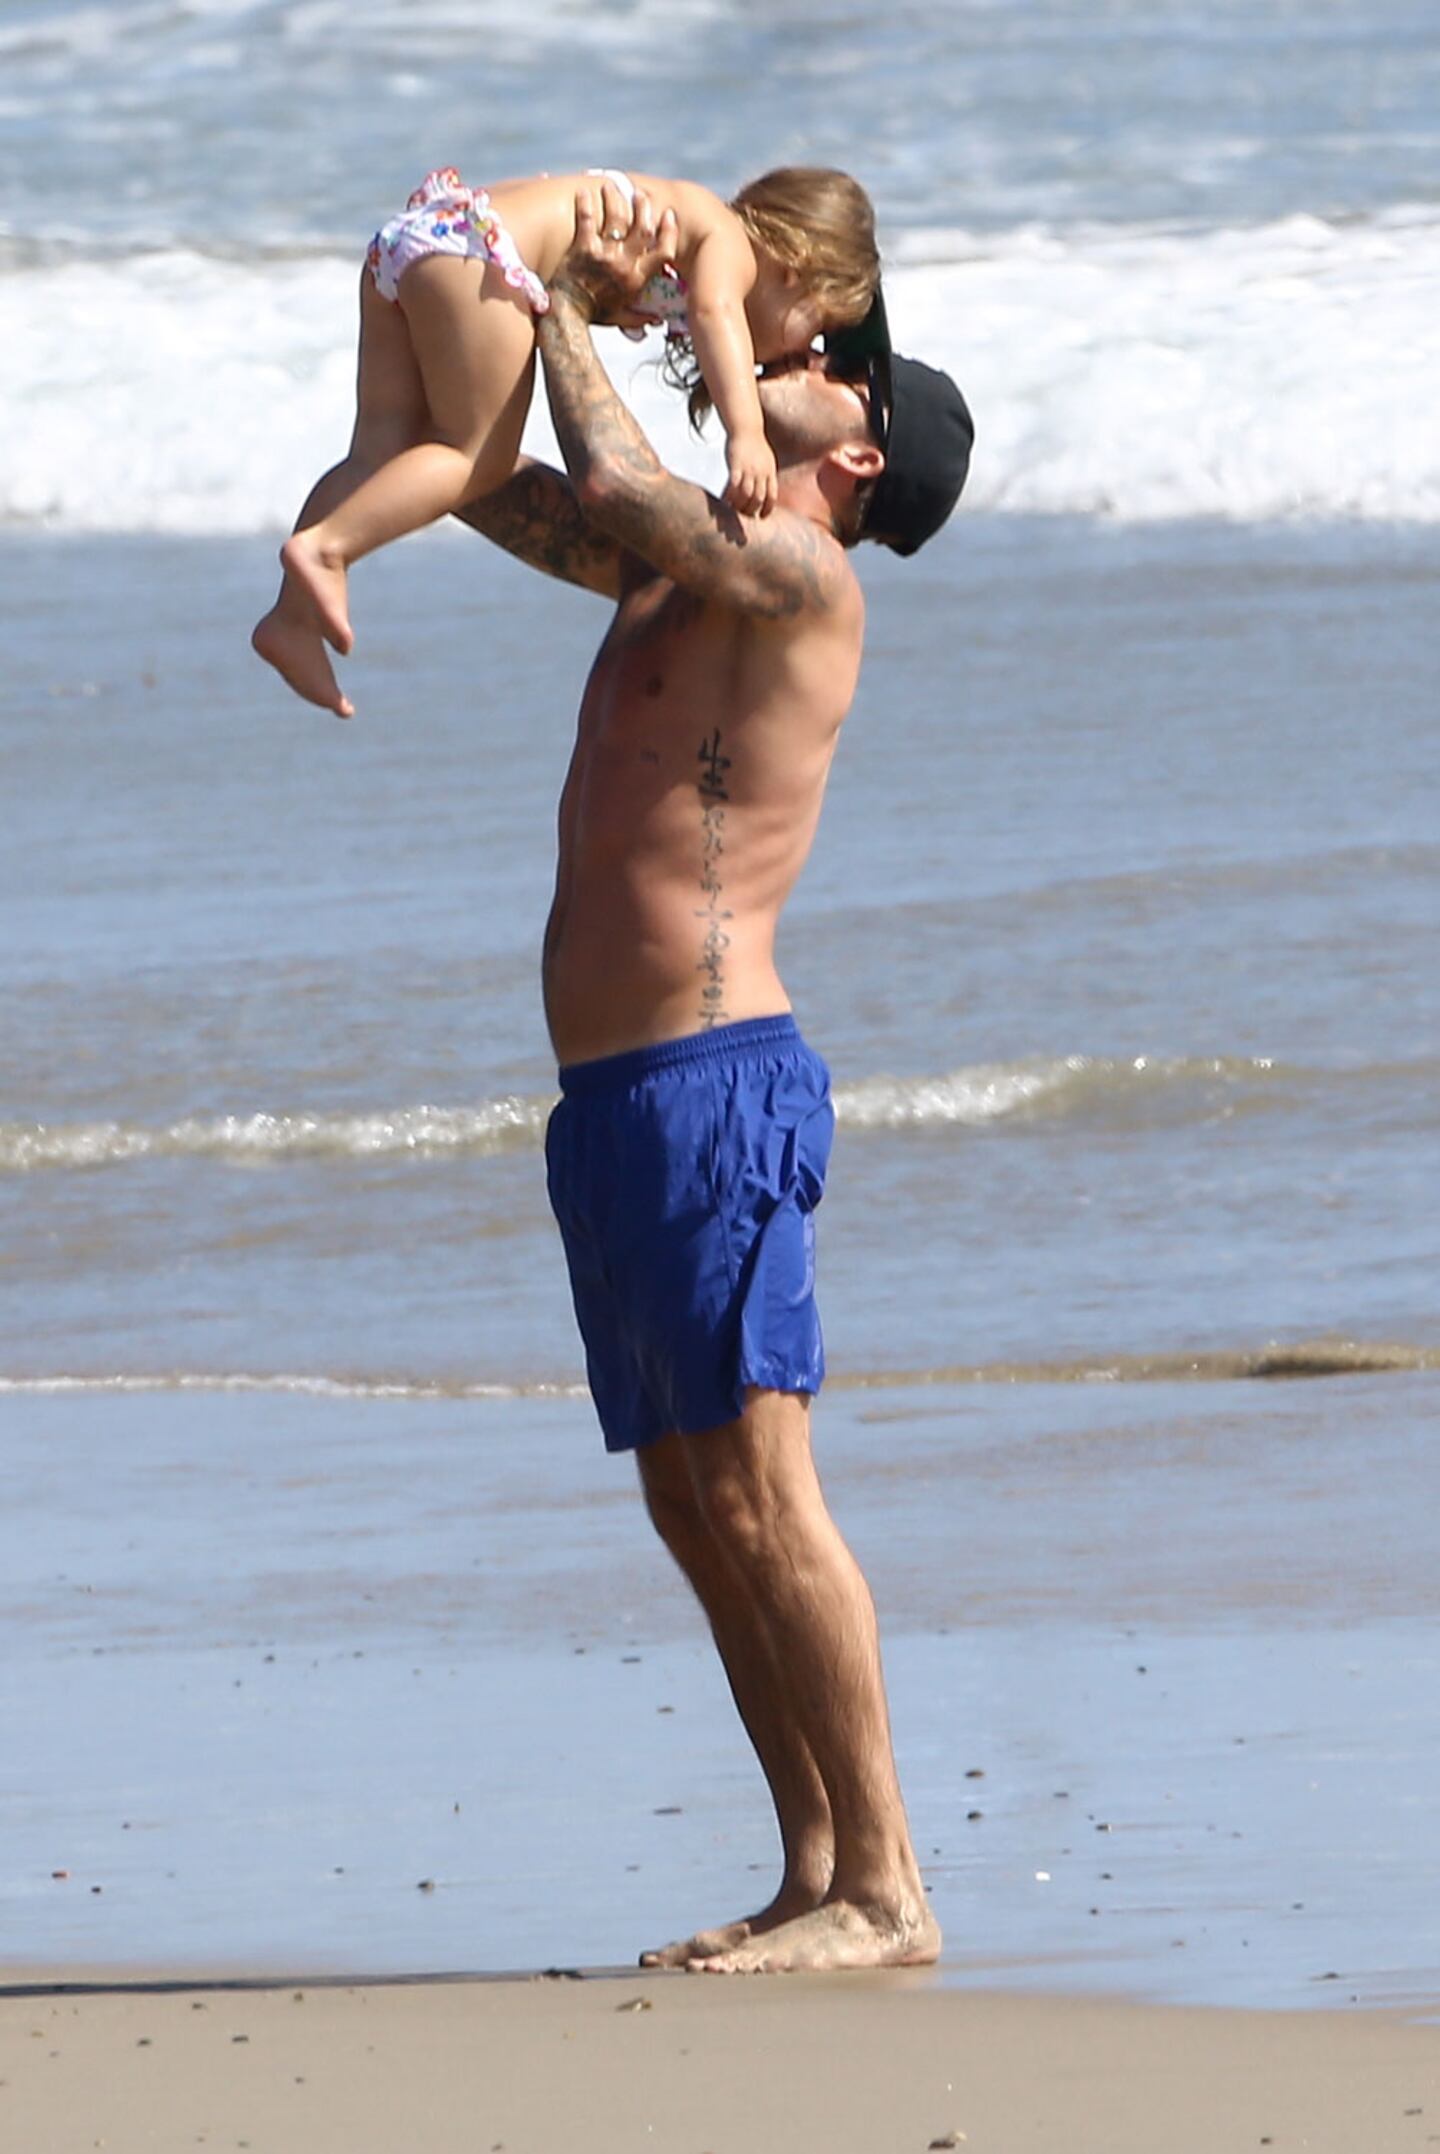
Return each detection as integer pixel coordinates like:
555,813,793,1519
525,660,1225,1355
589,581,748,714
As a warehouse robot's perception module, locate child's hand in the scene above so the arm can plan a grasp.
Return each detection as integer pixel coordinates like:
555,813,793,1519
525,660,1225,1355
725,431,779,518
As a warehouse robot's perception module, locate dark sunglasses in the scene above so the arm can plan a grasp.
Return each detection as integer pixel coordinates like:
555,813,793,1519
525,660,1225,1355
823,289,892,449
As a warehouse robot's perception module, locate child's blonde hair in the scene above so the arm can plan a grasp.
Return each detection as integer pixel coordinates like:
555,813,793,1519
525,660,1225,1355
671,166,880,427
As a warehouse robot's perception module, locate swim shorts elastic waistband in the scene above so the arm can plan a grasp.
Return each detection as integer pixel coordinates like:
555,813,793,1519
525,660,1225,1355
557,1015,800,1096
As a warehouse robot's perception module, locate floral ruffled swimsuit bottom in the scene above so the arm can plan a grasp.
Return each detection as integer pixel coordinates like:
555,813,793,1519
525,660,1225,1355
366,168,550,313
366,167,689,337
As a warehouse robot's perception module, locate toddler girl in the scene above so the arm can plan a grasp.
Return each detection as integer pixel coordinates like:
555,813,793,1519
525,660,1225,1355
252,164,879,715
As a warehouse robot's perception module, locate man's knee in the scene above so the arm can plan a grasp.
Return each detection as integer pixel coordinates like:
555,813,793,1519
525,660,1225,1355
643,1393,823,1569
636,1434,704,1554
691,1466,779,1569
685,1418,808,1569
633,1423,774,1566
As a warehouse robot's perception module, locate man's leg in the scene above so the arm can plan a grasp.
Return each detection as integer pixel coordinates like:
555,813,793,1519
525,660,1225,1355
663,1387,939,1974
635,1427,835,1966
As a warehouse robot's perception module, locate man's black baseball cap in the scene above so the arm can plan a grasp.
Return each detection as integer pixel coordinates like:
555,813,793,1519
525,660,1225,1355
824,285,974,556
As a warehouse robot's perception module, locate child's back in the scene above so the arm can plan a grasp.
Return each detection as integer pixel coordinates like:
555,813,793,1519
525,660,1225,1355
480,171,738,291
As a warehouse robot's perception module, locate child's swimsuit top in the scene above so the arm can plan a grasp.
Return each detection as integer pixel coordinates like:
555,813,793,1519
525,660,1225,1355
587,168,691,341
625,267,690,342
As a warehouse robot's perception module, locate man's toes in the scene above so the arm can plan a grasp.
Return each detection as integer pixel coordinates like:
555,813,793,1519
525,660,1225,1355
643,1919,753,1969
686,1951,749,1975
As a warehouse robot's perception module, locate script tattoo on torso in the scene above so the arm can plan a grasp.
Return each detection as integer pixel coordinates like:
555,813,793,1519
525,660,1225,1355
695,728,733,1030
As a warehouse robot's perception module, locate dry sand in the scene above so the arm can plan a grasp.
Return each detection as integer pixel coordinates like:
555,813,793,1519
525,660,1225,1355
3,1968,1437,2154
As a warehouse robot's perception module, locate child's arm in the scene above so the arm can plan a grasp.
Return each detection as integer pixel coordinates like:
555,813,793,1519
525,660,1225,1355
681,217,777,518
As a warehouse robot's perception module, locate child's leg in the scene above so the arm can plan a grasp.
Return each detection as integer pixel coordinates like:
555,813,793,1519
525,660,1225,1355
253,271,428,715
398,252,538,498
281,257,537,646
348,262,433,469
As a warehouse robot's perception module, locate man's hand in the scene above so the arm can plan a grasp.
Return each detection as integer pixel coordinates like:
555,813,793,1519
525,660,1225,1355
549,181,680,330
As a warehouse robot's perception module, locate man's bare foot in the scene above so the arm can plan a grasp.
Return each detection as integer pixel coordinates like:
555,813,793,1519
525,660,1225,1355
279,530,354,655
640,1883,826,1969
251,608,354,718
687,1897,941,1975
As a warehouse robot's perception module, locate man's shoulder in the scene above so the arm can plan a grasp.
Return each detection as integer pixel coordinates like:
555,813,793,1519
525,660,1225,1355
610,486,859,629
720,504,863,629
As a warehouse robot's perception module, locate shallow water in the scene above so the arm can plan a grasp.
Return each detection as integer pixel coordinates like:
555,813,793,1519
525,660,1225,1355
4,1377,1437,2008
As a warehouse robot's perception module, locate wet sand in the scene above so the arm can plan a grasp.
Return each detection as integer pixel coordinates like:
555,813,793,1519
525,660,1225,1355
5,1373,1440,2007
3,1968,1438,2154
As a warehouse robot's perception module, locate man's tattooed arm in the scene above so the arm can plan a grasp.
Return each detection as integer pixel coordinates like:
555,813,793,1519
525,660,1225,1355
451,457,626,599
537,282,844,623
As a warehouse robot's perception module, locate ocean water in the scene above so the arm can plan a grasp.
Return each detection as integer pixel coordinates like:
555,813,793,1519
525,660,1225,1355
4,0,1440,527
3,0,1439,2000
4,516,1437,1389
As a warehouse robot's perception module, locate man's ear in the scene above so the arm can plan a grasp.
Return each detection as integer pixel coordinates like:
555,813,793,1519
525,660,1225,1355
830,440,884,483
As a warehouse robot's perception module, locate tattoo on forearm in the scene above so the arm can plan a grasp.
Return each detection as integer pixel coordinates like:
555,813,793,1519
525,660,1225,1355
695,728,733,1029
540,293,665,503
454,464,617,590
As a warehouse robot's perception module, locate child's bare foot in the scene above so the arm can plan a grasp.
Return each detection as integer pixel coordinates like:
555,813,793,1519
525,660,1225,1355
280,530,354,655
251,606,354,718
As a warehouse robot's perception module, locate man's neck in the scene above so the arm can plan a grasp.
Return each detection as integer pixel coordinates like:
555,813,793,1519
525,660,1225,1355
775,463,842,543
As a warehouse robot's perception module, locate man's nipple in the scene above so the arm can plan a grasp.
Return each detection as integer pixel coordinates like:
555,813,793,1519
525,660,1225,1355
644,674,664,698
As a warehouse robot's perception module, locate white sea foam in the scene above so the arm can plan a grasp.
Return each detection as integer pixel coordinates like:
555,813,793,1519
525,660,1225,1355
0,1371,589,1400
888,209,1440,522
0,0,722,62
4,211,1436,531
835,1055,1284,1130
0,1098,549,1172
0,1057,1293,1173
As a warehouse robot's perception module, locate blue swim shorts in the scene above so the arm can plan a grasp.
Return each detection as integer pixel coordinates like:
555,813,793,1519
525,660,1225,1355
545,1015,834,1453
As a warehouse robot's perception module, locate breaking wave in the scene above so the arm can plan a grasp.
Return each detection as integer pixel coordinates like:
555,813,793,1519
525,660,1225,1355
5,213,1439,531
0,1054,1345,1174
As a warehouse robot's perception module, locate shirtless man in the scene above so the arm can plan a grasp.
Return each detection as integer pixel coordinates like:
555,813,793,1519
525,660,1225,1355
460,186,972,1974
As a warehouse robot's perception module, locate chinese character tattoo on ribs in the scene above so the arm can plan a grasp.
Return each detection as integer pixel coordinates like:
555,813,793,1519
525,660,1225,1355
695,728,733,1030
